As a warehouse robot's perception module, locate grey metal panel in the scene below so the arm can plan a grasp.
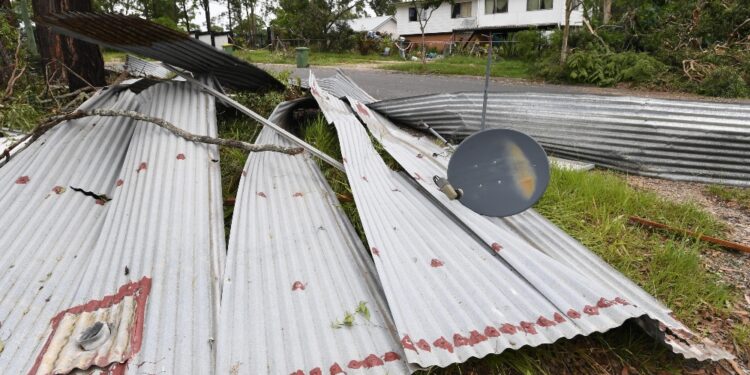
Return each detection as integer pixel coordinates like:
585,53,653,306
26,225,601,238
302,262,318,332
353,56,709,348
0,80,225,373
216,100,410,374
368,92,750,186
0,88,140,373
37,12,284,92
346,94,732,362
311,70,377,104
125,54,171,79
309,74,661,369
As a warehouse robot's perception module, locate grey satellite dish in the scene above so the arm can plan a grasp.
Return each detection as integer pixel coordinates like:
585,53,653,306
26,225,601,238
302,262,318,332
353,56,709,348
445,128,550,217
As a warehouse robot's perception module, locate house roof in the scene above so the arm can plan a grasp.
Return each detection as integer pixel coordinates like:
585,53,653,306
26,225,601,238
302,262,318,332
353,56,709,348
347,15,395,32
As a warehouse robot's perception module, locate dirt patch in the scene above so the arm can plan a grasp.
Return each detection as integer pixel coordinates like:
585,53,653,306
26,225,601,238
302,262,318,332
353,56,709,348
627,175,750,372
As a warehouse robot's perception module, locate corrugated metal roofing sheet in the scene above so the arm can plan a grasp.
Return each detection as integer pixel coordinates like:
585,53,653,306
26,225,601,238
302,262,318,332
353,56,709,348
0,80,224,373
36,12,283,92
125,55,171,79
307,70,377,105
368,92,750,186
216,100,410,374
317,72,730,361
308,73,712,369
345,95,732,363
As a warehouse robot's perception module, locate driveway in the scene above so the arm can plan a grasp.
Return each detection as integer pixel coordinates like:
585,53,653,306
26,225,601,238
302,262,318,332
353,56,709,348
259,63,750,103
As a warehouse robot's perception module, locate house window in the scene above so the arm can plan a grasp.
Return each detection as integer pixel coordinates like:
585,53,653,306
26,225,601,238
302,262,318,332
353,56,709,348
451,2,472,18
485,0,508,14
527,0,553,11
409,7,417,21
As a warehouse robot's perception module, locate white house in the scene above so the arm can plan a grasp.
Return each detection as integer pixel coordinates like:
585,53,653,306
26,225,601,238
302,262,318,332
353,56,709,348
347,16,399,38
394,0,582,49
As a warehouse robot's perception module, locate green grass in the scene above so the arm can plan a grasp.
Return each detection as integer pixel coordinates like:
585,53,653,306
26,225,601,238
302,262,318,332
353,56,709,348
102,49,127,62
536,168,732,328
380,56,532,79
235,49,402,66
706,185,750,210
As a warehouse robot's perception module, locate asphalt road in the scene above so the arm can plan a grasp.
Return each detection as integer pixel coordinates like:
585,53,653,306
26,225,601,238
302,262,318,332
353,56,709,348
259,64,750,104
260,64,598,100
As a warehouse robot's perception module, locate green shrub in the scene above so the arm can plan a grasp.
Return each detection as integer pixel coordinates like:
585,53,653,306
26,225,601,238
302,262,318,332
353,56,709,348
698,67,749,98
563,51,667,87
565,50,621,86
511,30,546,60
616,52,668,83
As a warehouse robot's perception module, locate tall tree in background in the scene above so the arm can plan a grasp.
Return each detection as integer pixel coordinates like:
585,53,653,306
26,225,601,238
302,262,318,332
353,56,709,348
240,0,257,46
199,0,214,44
272,0,363,47
560,0,582,64
405,0,449,64
177,0,197,32
33,0,106,91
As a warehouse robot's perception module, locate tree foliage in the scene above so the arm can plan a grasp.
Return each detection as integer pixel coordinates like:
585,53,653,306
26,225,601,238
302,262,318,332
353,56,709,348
368,0,394,16
271,0,363,49
541,0,750,97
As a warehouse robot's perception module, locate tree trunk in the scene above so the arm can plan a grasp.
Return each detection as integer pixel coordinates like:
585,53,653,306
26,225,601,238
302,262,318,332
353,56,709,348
249,2,256,47
560,0,572,65
180,0,191,33
34,0,106,91
227,0,233,36
202,0,214,46
421,29,426,64
602,0,611,24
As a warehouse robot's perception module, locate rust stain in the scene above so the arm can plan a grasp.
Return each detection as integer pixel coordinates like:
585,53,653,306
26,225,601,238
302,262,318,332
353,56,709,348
291,281,305,291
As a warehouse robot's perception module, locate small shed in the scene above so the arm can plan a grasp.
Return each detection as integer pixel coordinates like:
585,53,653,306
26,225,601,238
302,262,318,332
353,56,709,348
347,16,398,38
190,30,231,49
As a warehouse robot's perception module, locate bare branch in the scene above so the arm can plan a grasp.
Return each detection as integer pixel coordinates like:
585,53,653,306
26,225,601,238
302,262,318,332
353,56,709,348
3,109,304,162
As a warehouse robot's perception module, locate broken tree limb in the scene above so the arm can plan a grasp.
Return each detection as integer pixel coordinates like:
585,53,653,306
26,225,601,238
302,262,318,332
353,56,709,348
65,109,305,155
2,108,304,162
629,216,750,254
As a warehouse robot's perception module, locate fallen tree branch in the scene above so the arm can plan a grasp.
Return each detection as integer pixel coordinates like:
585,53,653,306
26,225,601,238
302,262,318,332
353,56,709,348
582,17,611,53
38,86,96,104
3,33,24,99
2,109,304,161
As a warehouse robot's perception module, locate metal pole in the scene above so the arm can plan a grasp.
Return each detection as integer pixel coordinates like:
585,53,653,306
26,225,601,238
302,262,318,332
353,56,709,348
480,32,492,131
19,0,38,58
163,64,345,172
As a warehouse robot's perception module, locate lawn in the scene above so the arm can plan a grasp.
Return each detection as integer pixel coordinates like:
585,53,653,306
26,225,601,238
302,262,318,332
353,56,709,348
235,48,403,66
102,49,127,62
380,55,533,79
217,84,740,374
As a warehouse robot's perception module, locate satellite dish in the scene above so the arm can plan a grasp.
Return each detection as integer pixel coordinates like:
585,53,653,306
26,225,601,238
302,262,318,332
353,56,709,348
446,128,550,217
